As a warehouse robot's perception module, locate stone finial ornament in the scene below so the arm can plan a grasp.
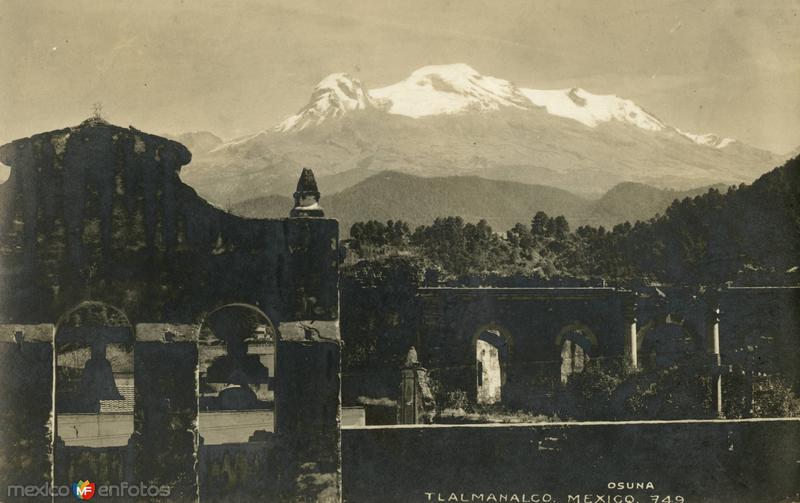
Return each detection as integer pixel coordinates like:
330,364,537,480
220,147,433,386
404,346,419,367
290,167,324,217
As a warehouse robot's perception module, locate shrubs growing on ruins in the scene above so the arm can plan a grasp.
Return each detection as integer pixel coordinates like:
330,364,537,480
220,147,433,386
723,373,800,418
404,354,799,424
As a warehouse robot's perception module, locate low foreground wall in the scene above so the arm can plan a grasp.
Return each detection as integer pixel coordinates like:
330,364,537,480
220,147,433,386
342,419,800,503
25,418,800,502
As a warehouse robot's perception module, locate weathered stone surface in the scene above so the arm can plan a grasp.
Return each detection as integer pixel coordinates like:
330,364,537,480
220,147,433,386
0,324,54,342
54,445,129,502
0,120,339,325
133,339,198,502
415,288,627,406
0,325,54,503
398,350,436,424
135,323,200,342
0,121,343,502
198,440,278,502
284,219,340,321
279,320,339,342
275,339,341,502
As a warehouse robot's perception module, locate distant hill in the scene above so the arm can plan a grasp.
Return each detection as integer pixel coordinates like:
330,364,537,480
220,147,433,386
230,171,724,236
582,181,730,227
589,155,800,283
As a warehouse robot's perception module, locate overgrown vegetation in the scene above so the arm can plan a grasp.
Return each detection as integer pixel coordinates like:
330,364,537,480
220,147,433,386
340,159,800,420
426,359,800,423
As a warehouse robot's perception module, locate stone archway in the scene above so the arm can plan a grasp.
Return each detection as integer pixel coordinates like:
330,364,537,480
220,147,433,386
198,303,278,444
555,322,597,383
471,324,512,405
637,313,700,368
54,301,135,448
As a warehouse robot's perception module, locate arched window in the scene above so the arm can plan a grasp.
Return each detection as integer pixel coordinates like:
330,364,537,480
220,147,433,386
198,304,276,445
55,302,134,448
475,329,510,405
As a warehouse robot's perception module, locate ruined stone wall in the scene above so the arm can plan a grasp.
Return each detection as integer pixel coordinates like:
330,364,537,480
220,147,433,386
0,119,338,324
719,287,800,393
413,286,799,414
416,288,627,406
0,121,342,502
0,325,53,503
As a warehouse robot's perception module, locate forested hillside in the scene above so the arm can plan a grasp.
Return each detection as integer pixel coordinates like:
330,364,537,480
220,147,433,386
344,157,799,286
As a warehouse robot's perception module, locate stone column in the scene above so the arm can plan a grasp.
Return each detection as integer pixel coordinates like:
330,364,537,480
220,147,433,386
707,304,724,418
132,324,199,502
398,347,434,425
398,366,419,424
0,325,54,503
275,168,341,502
622,292,638,369
274,322,341,503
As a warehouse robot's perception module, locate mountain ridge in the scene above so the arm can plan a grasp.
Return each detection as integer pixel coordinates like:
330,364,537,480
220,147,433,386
230,170,729,236
179,64,781,207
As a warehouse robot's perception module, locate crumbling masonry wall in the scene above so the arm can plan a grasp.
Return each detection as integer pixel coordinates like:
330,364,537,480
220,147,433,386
0,120,341,502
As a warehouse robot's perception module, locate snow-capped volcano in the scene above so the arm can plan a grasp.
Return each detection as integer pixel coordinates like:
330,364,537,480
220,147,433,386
520,87,666,132
370,63,531,117
274,64,742,151
183,63,779,208
276,73,380,132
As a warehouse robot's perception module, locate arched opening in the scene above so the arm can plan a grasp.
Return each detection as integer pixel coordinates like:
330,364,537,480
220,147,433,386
556,322,597,384
633,314,713,418
0,161,10,184
55,301,134,448
638,315,697,369
474,327,510,405
198,304,277,445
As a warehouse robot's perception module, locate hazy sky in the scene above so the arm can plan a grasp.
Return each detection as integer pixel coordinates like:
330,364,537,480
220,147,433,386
1,0,799,153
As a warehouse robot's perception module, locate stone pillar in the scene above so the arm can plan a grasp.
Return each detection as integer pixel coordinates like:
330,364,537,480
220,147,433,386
622,293,638,369
274,321,341,503
397,365,434,424
398,367,420,424
707,304,724,418
0,325,54,503
275,168,341,502
398,347,434,424
132,324,199,502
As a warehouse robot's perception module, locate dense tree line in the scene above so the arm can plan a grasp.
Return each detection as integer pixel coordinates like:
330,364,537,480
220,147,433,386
345,158,799,286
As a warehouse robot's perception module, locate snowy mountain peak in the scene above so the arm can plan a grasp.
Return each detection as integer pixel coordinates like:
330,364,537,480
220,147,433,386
273,64,740,150
370,63,532,118
519,87,666,132
276,73,379,132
